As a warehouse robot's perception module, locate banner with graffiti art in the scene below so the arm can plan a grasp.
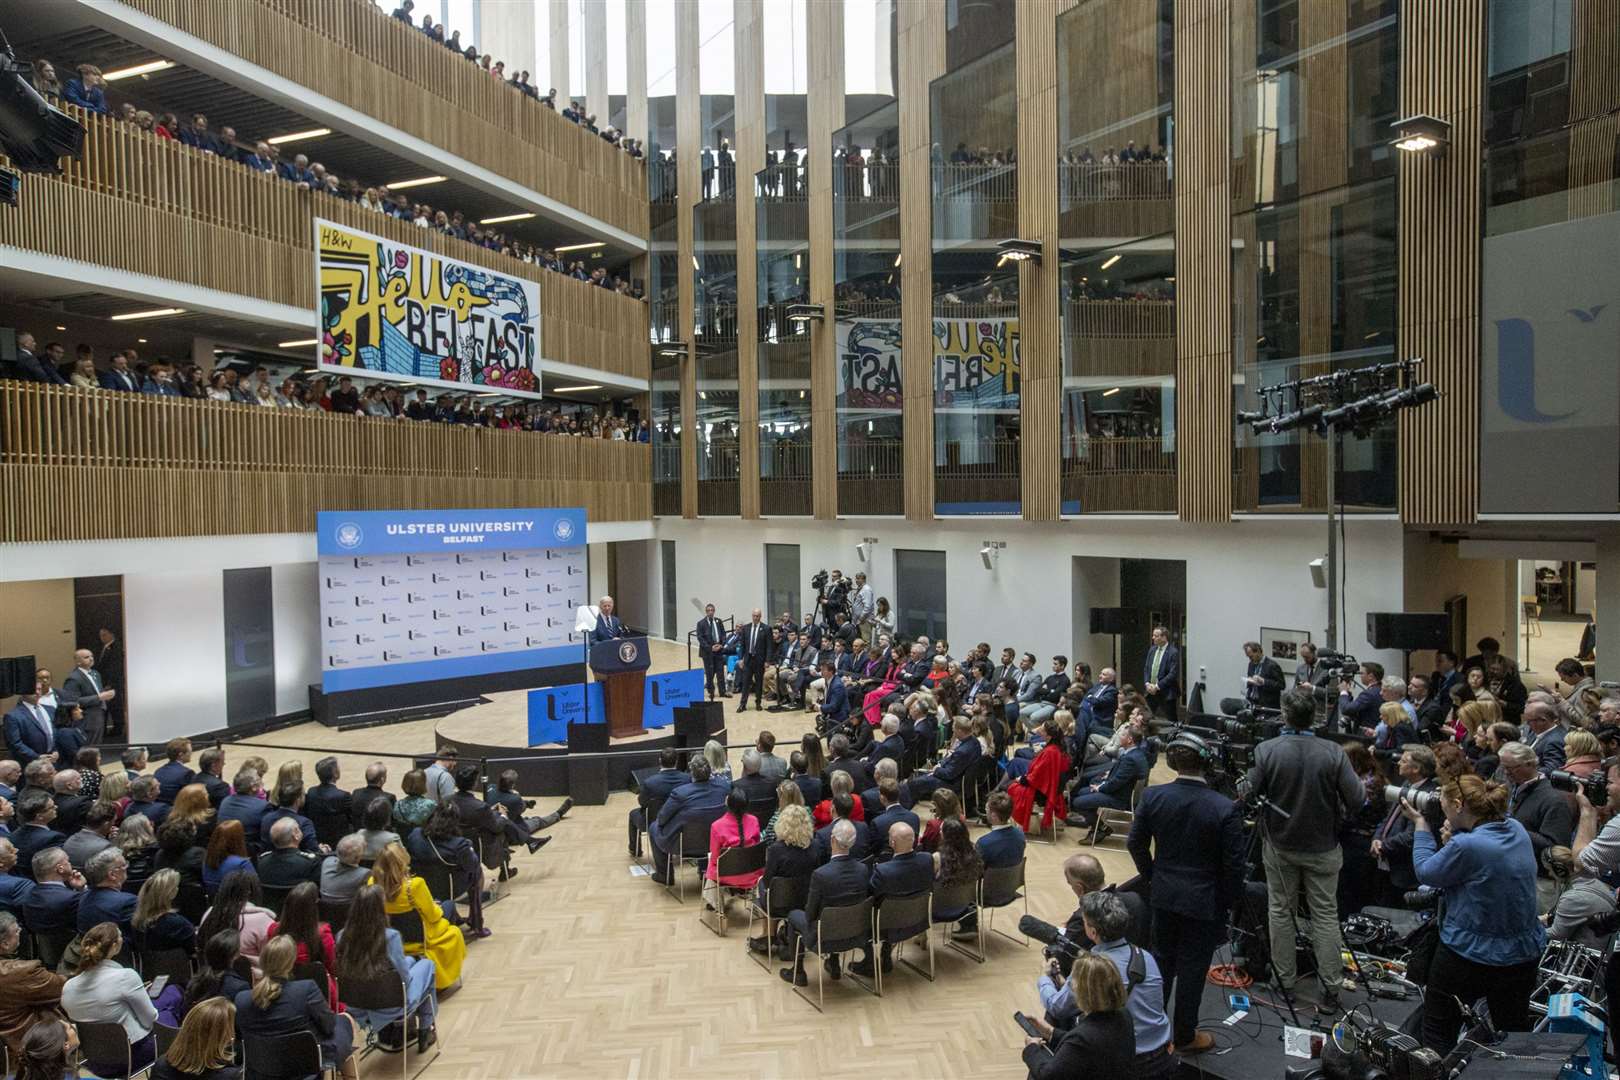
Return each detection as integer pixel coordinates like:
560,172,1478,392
315,218,542,397
834,316,1022,412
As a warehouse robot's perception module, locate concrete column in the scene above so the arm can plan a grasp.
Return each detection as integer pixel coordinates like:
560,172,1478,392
584,0,609,125
550,0,572,101
626,0,648,145
477,0,536,81
190,336,218,373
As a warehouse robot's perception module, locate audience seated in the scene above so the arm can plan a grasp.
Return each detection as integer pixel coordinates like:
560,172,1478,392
266,883,341,1010
62,922,184,1076
628,749,686,858
812,793,870,865
234,935,359,1079
358,796,403,861
198,870,276,964
23,846,84,934
217,771,269,852
369,842,465,989
156,739,198,803
703,789,763,911
779,818,868,986
0,910,64,1060
179,930,251,1021
168,784,218,849
649,759,730,886
203,820,256,896
77,846,139,943
868,778,920,857
118,812,161,887
131,869,198,954
0,839,34,916
12,792,67,881
319,834,370,905
350,764,397,830
153,995,242,1080
62,800,117,871
406,804,488,939
334,884,437,1052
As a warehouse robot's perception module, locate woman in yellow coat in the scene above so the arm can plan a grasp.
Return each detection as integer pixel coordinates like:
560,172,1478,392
368,842,466,990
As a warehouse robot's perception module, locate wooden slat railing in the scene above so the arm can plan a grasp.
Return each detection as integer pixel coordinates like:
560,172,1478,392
0,108,648,383
119,0,648,238
1063,299,1175,338
0,381,651,542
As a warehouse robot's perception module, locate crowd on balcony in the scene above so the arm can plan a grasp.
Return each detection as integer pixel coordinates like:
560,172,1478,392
4,332,648,440
388,0,644,160
27,60,645,299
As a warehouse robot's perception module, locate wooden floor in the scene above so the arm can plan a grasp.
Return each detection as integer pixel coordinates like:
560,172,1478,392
228,645,1142,1079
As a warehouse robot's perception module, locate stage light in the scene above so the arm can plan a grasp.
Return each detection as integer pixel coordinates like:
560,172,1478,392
785,303,824,324
996,238,1043,265
0,53,86,173
1391,114,1450,155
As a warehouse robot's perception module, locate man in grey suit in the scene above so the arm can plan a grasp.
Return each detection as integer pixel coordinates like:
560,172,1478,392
61,650,114,747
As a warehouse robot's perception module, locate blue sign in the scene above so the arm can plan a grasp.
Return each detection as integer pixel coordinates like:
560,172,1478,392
643,669,704,729
526,682,605,746
316,507,587,556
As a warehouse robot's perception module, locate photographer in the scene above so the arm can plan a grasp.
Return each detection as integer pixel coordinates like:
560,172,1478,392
1126,732,1246,1054
1404,775,1543,1052
1246,690,1365,1013
1500,741,1574,910
1573,761,1620,1060
1370,746,1444,907
1338,662,1385,731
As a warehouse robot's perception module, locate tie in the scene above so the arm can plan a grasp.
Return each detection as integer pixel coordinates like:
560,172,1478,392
31,705,51,739
1151,648,1163,680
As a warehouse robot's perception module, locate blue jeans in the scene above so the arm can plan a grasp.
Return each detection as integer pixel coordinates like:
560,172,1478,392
348,955,439,1033
1069,789,1128,825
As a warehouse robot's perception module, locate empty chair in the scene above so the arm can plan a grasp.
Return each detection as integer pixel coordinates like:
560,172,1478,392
789,898,876,1011
873,890,934,993
240,1030,334,1080
979,858,1029,949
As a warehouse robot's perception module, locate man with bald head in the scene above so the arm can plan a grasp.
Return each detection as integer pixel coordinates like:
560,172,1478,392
781,818,870,986
0,838,34,915
1522,698,1567,770
851,820,934,978
256,816,325,888
737,608,771,712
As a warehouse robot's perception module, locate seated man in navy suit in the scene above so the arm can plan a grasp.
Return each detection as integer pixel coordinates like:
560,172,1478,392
1077,668,1119,740
629,749,689,858
22,845,85,932
649,759,730,885
591,595,627,642
977,792,1027,869
77,847,138,943
123,776,171,829
850,820,933,978
817,661,849,737
1067,724,1149,838
867,778,920,857
0,838,36,915
11,792,67,881
908,717,981,802
218,769,272,850
863,714,906,768
861,759,915,820
260,784,324,855
813,794,871,865
781,818,871,986
153,738,197,804
3,689,57,768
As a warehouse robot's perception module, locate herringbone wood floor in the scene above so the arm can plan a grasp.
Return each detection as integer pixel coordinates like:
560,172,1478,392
228,647,1143,1079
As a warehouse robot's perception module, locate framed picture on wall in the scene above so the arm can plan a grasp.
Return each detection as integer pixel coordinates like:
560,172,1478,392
1261,627,1311,664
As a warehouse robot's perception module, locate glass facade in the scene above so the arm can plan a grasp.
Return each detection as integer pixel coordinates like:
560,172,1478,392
1479,0,1620,511
1230,0,1399,511
694,9,739,516
1056,0,1177,514
931,43,1020,514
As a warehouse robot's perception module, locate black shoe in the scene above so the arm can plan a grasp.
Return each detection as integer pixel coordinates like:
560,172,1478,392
849,959,876,978
737,703,748,712
417,1025,437,1054
555,798,574,820
747,936,771,956
649,872,674,886
719,692,731,699
779,965,808,987
824,956,841,980
527,835,552,854
499,865,520,881
1316,995,1342,1018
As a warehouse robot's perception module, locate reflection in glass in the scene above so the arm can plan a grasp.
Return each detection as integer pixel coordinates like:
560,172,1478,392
931,44,1019,515
693,10,739,516
756,164,813,516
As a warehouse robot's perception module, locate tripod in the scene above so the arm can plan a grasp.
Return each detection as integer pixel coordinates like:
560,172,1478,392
1226,794,1304,1029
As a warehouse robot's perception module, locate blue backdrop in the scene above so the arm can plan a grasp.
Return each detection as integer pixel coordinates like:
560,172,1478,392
526,669,705,745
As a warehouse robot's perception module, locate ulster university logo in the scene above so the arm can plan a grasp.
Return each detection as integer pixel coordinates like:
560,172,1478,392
334,522,364,549
618,640,638,664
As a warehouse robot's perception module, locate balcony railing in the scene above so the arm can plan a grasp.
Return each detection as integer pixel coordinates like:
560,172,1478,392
834,162,900,201
122,0,647,236
1062,437,1177,476
1062,300,1176,338
0,382,649,542
754,164,810,202
0,107,647,384
933,163,1018,203
1058,161,1173,204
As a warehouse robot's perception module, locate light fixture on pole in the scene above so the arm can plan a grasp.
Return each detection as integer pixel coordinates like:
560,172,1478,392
655,342,690,359
995,238,1043,265
855,536,879,563
1390,114,1451,156
979,540,1006,571
785,303,825,325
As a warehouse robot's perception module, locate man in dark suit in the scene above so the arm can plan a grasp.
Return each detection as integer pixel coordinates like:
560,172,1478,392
732,751,778,808
98,353,140,392
305,757,354,849
863,714,906,768
349,763,397,828
1067,726,1148,835
850,820,933,978
977,792,1027,869
1127,733,1247,1054
696,603,730,699
867,778,920,856
11,332,66,384
1502,741,1574,877
824,734,873,795
1429,650,1460,702
61,649,114,746
11,793,67,881
1142,625,1181,725
817,661,849,735
860,759,915,819
154,738,196,804
590,596,627,642
781,818,871,986
485,769,570,843
3,690,56,767
1077,668,1119,739
629,749,686,858
650,759,730,884
256,817,326,889
813,794,872,865
260,786,323,855
449,764,531,874
1407,674,1448,741
1242,642,1286,711
1370,745,1445,907
1338,662,1386,732
736,609,771,712
218,770,272,849
909,717,981,801
1523,700,1567,770
77,847,138,942
197,747,232,808
0,838,36,914
50,772,93,837
123,777,171,828
789,752,823,807
22,846,84,930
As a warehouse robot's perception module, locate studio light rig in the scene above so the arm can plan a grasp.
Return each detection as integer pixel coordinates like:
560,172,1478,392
1238,358,1438,440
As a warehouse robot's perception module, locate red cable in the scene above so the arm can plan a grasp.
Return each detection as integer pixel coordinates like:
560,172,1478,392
1208,964,1253,989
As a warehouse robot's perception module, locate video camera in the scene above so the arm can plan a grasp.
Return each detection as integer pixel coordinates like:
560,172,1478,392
811,569,851,623
1318,648,1361,683
1548,768,1610,808
1018,914,1082,968
1144,721,1254,799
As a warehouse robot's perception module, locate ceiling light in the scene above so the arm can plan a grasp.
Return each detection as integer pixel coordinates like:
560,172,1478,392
893,253,902,267
55,325,66,331
1100,254,1122,271
266,127,331,145
480,212,535,225
277,338,319,348
1102,387,1120,397
785,303,824,324
109,307,183,321
551,384,603,393
102,60,175,81
136,338,147,343
555,241,606,252
655,342,690,359
996,238,1043,264
388,175,446,190
1390,114,1450,155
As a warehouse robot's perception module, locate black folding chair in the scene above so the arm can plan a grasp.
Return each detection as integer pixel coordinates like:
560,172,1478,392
666,817,714,903
979,858,1029,950
745,874,809,970
241,1030,334,1080
389,909,427,953
874,890,934,992
699,842,767,936
32,927,74,972
259,883,294,917
153,1022,181,1058
931,876,984,963
177,881,208,924
293,959,330,1000
318,897,352,933
343,968,442,1080
476,836,510,905
76,1019,155,1078
791,898,877,1010
137,947,194,986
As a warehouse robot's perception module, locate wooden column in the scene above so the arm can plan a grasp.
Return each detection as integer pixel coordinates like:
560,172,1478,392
808,0,846,520
1016,0,1061,522
676,0,700,518
1172,0,1233,523
1397,2,1483,525
899,0,946,522
626,0,648,148
550,0,571,100
734,0,764,518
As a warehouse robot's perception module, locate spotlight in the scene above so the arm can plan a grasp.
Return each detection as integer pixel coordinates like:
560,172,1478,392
979,540,1006,571
1390,114,1451,155
995,238,1043,265
0,50,87,173
855,536,879,564
785,303,825,324
655,341,690,359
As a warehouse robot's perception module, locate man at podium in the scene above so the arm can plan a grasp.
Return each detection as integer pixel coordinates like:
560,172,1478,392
591,595,627,642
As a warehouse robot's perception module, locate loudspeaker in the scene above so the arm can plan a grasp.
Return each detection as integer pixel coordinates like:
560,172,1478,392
1366,612,1451,652
1089,608,1143,636
565,721,610,804
0,656,36,698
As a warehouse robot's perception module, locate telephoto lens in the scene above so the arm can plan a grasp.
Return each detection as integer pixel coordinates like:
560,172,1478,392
1383,784,1439,814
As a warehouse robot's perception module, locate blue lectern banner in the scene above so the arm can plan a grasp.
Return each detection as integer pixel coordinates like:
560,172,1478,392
526,682,605,746
643,669,705,729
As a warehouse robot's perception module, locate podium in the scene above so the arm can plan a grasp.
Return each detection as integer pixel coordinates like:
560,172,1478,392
590,636,651,739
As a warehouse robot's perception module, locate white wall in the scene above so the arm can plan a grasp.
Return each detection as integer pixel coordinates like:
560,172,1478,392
1071,557,1122,672
272,564,320,717
124,569,227,744
647,516,1409,700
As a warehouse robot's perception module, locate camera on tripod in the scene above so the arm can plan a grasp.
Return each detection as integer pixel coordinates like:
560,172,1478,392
1548,768,1609,807
810,569,850,623
1383,783,1441,814
1318,648,1360,683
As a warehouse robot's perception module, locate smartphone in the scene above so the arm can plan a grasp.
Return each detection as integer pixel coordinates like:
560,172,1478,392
147,975,169,996
1013,1011,1042,1039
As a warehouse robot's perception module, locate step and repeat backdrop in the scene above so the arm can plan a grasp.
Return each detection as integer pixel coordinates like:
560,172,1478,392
316,508,586,692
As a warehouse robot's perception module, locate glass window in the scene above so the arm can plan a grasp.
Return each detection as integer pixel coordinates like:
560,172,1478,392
650,342,682,516
931,43,1020,515
757,166,813,515
646,0,677,199
1057,0,1177,514
843,0,897,117
693,11,739,517
945,0,1015,71
834,101,903,516
765,544,802,625
1230,0,1400,512
894,549,947,641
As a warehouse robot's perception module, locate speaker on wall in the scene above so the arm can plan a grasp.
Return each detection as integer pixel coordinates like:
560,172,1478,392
1089,607,1144,636
1366,612,1451,652
0,656,36,698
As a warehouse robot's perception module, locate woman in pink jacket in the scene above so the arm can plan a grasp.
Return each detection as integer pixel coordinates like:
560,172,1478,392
703,789,763,905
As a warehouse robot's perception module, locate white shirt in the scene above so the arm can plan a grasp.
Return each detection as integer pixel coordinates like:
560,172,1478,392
62,962,158,1042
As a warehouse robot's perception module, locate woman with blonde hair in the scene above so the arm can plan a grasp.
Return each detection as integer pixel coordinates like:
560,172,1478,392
239,758,270,800
118,813,160,886
368,842,465,989
98,769,131,821
1454,697,1503,745
132,868,197,953
748,804,816,957
62,923,183,1074
154,995,238,1078
1021,952,1135,1078
1561,730,1604,778
233,935,357,1078
169,783,217,846
760,780,803,844
703,740,731,782
269,762,304,806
